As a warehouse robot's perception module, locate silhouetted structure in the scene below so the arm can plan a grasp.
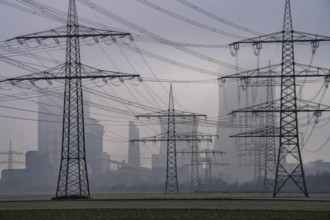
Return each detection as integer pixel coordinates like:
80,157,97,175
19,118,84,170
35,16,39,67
132,84,208,193
220,0,330,197
0,151,54,193
128,121,140,169
4,0,140,199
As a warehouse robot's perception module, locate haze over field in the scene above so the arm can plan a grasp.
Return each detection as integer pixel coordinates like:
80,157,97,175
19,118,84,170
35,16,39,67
0,0,329,192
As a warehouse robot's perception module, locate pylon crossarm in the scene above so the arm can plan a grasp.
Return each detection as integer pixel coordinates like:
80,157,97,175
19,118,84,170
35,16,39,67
295,63,330,78
80,64,142,81
0,63,142,85
0,161,24,165
298,99,330,115
130,132,167,143
292,31,330,43
219,64,281,82
135,111,168,118
178,149,225,155
172,111,206,118
0,151,24,155
136,111,206,119
229,31,330,48
238,79,283,87
178,131,217,138
239,80,308,87
230,127,280,138
230,31,282,48
130,132,212,143
199,149,225,155
219,63,330,82
5,25,132,44
231,98,330,115
0,64,65,85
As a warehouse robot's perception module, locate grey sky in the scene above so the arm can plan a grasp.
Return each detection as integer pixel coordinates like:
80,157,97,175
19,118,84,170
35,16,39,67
0,0,329,170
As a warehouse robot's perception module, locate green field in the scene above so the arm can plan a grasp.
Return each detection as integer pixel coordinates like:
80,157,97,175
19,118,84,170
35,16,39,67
0,193,329,219
0,209,329,220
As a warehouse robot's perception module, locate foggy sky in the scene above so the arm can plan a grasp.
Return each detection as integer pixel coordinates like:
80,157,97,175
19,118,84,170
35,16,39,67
0,0,329,171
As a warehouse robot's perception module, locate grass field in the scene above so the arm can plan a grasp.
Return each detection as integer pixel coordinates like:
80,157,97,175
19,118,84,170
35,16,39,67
0,193,329,219
0,209,329,220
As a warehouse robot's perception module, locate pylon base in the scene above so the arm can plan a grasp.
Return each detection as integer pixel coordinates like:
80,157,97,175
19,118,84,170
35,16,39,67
51,195,90,200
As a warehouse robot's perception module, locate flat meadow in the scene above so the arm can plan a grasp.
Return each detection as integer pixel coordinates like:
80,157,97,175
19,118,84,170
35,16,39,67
0,193,329,219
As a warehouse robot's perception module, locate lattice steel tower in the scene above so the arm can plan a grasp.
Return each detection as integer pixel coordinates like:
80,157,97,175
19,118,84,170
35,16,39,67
220,0,330,197
55,0,139,199
4,0,140,199
264,77,277,191
165,84,179,193
190,116,199,190
132,84,208,193
177,118,219,192
274,0,305,196
56,0,89,200
8,141,13,170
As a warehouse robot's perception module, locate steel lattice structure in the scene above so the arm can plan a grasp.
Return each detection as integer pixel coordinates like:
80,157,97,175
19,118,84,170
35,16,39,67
4,0,141,199
177,116,220,192
202,149,228,186
232,67,277,191
8,141,13,170
220,0,330,197
263,77,277,191
178,147,224,191
131,84,209,193
254,116,265,185
0,141,24,168
59,0,89,199
190,116,199,191
166,84,178,193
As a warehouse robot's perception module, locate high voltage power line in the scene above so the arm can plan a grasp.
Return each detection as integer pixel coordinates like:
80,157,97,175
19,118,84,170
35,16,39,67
0,0,329,198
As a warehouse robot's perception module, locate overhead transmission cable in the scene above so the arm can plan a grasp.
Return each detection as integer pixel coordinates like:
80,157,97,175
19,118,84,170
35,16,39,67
77,0,243,73
176,0,262,35
2,0,239,71
135,0,247,39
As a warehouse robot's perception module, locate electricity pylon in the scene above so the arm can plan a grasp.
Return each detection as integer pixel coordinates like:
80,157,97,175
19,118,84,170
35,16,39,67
220,0,330,197
176,116,220,192
0,142,24,168
253,116,265,185
8,141,13,170
190,116,200,191
131,84,208,193
263,77,277,191
4,0,141,199
178,147,224,192
231,66,277,191
203,149,228,186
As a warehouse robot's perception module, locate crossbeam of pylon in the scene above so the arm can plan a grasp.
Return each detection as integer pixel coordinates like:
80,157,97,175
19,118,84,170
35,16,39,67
6,25,132,42
229,31,330,46
230,99,330,115
0,63,141,85
219,63,330,82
